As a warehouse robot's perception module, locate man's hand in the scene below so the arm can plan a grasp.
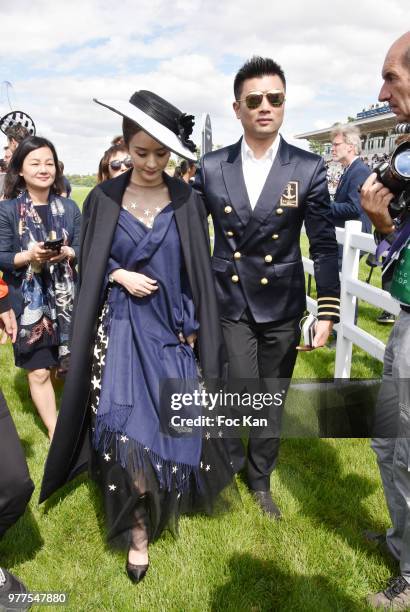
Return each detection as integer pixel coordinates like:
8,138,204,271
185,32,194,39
360,173,395,234
0,308,18,344
312,320,334,348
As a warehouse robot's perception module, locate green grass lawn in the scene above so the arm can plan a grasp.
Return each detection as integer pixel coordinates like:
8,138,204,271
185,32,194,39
70,185,92,208
0,190,396,611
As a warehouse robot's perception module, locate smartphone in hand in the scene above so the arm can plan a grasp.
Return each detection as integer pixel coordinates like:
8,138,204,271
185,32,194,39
43,237,64,252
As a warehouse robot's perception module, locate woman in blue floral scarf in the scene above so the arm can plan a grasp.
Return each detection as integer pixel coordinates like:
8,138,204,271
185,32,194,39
0,136,81,440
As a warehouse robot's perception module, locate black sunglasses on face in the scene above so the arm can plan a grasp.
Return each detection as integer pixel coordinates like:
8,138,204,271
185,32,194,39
237,90,286,110
109,157,133,170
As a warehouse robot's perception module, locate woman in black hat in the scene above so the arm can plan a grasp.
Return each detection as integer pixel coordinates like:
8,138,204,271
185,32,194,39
40,91,234,583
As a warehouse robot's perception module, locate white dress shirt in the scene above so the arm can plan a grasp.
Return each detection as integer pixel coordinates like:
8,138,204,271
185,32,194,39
241,135,281,209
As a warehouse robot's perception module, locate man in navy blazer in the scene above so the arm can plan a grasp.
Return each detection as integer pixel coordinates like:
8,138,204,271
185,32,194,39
195,57,340,517
330,123,372,254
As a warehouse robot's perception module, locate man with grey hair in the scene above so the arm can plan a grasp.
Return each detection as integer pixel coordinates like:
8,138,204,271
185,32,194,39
330,123,372,266
361,31,410,609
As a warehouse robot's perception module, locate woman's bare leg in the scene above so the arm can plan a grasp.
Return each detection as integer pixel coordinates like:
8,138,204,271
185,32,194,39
27,368,57,440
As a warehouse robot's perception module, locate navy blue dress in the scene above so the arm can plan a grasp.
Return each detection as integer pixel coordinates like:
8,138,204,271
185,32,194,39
90,205,235,546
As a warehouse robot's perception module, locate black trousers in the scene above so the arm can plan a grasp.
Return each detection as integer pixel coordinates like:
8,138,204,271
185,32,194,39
0,390,34,538
221,311,300,491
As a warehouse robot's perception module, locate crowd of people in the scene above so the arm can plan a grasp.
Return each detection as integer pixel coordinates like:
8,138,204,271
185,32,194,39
0,30,409,610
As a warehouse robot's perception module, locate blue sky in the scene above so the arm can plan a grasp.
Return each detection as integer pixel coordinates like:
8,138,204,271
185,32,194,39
0,0,407,173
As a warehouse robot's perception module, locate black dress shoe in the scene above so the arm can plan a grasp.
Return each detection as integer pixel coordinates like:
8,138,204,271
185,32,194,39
126,561,149,583
251,490,282,519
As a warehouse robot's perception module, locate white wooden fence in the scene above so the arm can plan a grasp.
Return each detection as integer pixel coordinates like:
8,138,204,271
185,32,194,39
303,220,400,378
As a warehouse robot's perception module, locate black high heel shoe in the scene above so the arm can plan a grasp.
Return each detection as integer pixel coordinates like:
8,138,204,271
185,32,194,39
126,560,149,583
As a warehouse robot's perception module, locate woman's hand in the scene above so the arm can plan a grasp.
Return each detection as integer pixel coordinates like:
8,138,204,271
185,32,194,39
48,246,75,264
0,308,18,344
28,242,55,264
112,269,158,297
178,332,197,348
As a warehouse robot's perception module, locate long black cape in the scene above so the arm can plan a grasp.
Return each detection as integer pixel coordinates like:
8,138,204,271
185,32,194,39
40,171,226,503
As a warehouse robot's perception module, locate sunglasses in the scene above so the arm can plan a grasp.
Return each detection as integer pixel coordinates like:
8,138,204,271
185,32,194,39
237,89,286,109
109,157,133,170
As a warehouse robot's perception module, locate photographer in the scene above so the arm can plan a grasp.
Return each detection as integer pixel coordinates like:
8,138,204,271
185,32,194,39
0,278,34,608
361,31,410,609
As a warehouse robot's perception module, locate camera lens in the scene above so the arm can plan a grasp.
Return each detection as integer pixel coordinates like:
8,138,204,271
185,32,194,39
394,148,410,179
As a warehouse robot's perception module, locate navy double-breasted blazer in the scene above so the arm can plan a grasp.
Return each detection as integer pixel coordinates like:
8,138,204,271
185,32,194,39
195,137,340,323
331,157,372,233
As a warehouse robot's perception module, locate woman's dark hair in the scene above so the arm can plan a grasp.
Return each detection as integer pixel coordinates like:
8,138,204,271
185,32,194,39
173,165,183,179
4,135,63,199
97,143,129,183
122,117,142,147
6,124,30,145
233,56,286,100
174,159,196,180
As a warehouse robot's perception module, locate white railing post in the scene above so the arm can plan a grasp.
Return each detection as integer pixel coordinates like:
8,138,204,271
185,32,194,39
334,220,362,378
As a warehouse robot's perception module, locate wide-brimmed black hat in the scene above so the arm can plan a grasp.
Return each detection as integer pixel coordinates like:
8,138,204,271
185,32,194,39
0,110,36,136
94,90,197,161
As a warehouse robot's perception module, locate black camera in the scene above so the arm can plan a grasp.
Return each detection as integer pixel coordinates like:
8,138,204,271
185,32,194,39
374,123,410,216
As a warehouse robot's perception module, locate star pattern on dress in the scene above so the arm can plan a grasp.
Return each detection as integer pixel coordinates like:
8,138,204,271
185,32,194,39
120,435,129,443
131,203,137,210
93,346,101,359
200,461,204,469
91,404,97,414
205,465,211,472
155,207,161,213
104,453,111,462
218,430,223,438
91,375,101,390
144,446,150,452
108,484,117,491
205,431,211,440
144,209,150,216
156,463,162,471
172,465,178,473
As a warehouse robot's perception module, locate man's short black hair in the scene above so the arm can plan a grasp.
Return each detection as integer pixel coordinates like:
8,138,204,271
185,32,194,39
234,56,286,100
